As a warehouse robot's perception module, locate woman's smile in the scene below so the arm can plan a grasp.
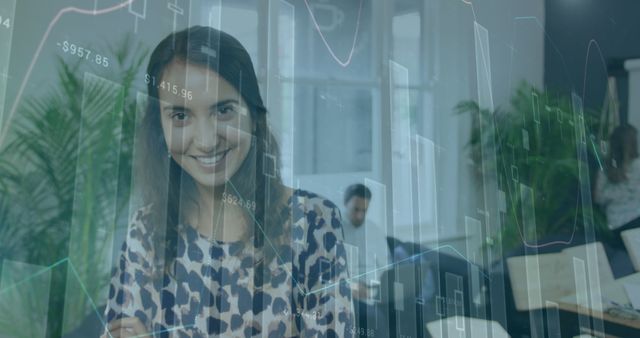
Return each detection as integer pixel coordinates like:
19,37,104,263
191,148,232,172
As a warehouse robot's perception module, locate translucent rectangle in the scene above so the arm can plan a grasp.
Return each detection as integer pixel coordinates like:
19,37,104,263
0,260,52,338
498,189,506,213
573,257,592,333
474,21,494,111
572,93,586,145
473,19,507,327
531,92,541,124
545,301,561,338
389,60,415,236
167,1,184,15
520,183,536,244
277,0,295,186
62,72,124,335
206,0,222,29
128,0,146,18
520,184,545,337
465,216,486,320
435,295,445,316
465,216,482,265
556,108,563,123
445,272,463,319
394,282,404,311
0,0,16,131
363,178,388,282
454,290,464,319
343,242,360,279
415,135,439,243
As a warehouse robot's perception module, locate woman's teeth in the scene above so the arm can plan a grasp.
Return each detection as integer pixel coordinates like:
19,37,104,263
196,150,228,165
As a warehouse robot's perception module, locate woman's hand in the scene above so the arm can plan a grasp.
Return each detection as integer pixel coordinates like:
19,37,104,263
349,281,370,300
100,317,149,338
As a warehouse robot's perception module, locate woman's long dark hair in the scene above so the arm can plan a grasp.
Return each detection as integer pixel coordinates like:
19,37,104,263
606,124,639,183
137,26,289,284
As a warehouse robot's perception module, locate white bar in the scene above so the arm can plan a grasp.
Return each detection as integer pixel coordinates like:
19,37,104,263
0,0,16,131
389,60,415,240
62,73,124,334
473,22,494,112
415,135,439,243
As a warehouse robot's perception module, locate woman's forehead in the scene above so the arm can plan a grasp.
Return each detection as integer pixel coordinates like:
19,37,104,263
160,61,245,105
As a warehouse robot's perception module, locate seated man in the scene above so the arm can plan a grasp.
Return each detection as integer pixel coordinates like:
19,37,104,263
341,184,391,337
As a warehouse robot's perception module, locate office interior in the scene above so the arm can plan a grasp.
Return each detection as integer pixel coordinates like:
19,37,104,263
2,0,640,337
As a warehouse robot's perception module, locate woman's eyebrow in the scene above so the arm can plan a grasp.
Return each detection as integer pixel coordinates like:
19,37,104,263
162,105,189,111
211,99,239,109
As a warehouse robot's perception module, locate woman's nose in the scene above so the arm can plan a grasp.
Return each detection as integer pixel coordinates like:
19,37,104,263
193,123,219,152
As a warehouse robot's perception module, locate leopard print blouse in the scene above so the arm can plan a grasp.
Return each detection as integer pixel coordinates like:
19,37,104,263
104,189,354,337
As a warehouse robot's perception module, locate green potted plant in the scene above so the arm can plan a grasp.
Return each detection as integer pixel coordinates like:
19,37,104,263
457,82,608,255
0,36,147,338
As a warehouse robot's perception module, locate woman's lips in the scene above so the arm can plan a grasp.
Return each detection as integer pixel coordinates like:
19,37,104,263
192,149,230,173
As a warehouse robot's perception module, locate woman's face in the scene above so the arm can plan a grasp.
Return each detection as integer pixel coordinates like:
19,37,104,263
158,60,254,190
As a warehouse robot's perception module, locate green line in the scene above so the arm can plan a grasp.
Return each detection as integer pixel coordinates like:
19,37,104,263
0,256,196,338
0,257,69,296
67,259,115,338
590,138,604,171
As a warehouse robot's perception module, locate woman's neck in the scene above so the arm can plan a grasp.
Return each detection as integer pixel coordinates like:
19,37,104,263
192,184,248,242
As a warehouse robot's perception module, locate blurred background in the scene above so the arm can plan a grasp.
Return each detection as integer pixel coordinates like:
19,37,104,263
2,0,640,337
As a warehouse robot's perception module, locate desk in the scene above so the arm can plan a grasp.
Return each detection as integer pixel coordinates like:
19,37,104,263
557,273,640,337
425,317,509,338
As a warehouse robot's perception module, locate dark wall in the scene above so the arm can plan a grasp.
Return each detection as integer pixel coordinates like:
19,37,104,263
545,0,640,123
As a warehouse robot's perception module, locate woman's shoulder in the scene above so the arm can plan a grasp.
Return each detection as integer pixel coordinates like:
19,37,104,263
124,203,156,254
630,158,640,173
289,188,341,217
287,188,344,238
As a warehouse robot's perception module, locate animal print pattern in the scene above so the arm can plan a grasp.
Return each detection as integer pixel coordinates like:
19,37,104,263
104,189,354,337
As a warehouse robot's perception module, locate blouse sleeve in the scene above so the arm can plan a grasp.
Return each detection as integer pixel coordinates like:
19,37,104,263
103,206,157,334
594,170,611,205
294,199,355,337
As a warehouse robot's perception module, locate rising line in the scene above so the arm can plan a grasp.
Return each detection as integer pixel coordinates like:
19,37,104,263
307,244,490,295
0,257,191,338
0,0,136,148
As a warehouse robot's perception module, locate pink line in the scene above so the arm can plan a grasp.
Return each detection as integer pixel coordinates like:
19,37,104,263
303,0,362,67
582,39,610,104
502,156,579,248
0,0,135,147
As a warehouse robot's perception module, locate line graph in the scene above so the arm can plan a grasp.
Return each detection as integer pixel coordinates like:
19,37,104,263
0,244,485,325
0,179,487,336
510,16,572,99
582,39,613,108
0,257,191,338
0,0,135,148
307,244,491,295
226,182,489,295
302,0,363,67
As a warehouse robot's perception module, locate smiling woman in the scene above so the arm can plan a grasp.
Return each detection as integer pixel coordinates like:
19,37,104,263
100,26,354,337
159,61,254,190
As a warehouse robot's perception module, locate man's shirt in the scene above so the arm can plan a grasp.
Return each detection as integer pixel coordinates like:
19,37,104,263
341,216,391,286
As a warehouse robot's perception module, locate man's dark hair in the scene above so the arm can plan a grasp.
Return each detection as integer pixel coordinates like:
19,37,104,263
344,183,372,205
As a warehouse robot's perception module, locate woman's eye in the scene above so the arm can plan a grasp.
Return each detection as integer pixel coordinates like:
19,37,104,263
217,105,236,118
172,112,187,120
169,111,189,126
